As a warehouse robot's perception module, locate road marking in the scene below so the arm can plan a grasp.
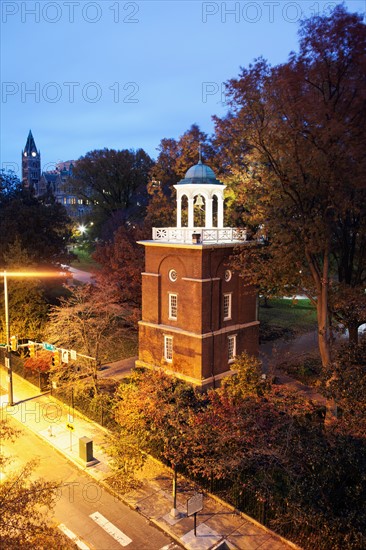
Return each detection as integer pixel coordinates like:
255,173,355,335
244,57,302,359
58,523,91,549
90,511,132,546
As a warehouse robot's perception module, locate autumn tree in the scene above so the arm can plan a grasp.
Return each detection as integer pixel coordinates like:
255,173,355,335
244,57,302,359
215,5,366,366
112,367,365,547
93,222,147,322
145,124,217,228
113,369,197,468
46,283,126,394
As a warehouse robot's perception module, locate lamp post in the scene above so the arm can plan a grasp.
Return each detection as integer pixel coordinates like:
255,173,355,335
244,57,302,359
3,272,14,405
1,270,70,406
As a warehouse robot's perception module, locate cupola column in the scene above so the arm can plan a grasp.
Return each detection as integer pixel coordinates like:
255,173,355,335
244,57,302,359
218,196,224,228
205,198,213,228
177,196,182,228
188,197,195,228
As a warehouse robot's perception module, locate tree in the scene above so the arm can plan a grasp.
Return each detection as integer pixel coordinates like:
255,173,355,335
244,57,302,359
0,420,73,549
0,169,21,198
0,171,72,268
146,125,217,228
111,368,365,547
114,369,197,468
0,239,49,343
93,222,147,321
221,352,270,399
23,349,52,374
46,283,126,394
70,148,154,233
214,5,366,366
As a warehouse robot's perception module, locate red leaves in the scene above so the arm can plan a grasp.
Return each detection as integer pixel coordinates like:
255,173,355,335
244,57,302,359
23,350,52,373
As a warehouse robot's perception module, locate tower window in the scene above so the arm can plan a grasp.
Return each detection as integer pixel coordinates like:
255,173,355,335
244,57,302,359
164,335,173,362
169,293,178,320
228,335,237,363
223,293,232,320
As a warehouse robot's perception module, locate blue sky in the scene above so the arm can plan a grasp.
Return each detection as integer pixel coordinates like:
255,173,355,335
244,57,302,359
1,1,365,176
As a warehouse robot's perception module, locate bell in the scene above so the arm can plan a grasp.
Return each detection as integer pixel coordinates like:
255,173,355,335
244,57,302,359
195,194,204,207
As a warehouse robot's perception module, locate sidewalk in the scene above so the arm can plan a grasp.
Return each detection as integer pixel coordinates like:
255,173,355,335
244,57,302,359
0,367,298,550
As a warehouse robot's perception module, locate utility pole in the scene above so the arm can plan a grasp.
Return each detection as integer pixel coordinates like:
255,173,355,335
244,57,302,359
3,272,14,405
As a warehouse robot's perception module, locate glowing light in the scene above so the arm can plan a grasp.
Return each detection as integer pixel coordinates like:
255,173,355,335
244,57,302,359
78,224,87,234
0,271,70,278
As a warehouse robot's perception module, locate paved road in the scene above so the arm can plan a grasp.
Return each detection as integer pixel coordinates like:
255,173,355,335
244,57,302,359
65,266,95,285
2,415,180,550
99,357,137,380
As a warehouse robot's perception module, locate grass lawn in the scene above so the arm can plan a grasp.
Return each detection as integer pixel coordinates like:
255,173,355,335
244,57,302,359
69,245,100,272
105,335,138,362
259,297,317,342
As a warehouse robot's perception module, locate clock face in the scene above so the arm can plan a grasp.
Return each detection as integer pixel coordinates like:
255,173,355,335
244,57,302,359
24,152,27,156
31,152,36,157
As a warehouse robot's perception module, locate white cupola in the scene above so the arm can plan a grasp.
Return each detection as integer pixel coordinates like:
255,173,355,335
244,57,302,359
174,149,226,229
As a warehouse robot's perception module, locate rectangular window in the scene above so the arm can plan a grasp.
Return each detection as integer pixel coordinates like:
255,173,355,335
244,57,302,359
228,335,236,363
164,335,173,362
223,293,232,320
169,293,178,320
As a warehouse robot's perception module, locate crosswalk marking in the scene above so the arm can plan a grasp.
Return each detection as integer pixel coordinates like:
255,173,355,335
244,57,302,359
58,523,91,549
89,511,132,546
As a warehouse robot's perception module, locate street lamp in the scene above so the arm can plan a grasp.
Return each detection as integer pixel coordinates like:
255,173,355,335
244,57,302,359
1,270,69,406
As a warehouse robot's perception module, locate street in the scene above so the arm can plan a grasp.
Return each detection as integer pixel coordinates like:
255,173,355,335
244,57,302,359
2,415,180,550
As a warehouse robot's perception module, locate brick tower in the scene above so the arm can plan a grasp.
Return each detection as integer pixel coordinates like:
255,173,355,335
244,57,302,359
136,153,259,389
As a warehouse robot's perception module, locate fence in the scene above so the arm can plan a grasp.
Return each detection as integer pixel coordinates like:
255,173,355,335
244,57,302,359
0,348,50,391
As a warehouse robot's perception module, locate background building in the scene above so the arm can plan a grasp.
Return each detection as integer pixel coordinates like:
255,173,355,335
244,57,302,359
21,131,89,218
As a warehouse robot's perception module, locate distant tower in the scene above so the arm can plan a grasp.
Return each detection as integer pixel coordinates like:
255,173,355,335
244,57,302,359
136,152,259,390
22,130,41,191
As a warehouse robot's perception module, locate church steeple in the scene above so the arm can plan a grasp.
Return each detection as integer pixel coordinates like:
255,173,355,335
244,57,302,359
22,130,41,190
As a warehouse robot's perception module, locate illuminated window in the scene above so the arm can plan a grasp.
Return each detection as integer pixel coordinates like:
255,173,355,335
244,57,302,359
164,335,173,362
169,293,178,320
228,335,236,363
223,293,232,320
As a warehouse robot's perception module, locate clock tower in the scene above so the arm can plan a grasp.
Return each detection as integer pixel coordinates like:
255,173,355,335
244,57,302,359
22,130,41,191
136,153,259,389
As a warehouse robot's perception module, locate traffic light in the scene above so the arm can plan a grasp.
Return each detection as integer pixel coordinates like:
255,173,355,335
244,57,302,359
51,351,60,367
10,336,18,351
29,343,35,357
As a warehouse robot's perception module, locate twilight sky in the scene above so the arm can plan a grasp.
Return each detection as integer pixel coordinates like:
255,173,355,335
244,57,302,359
1,0,365,176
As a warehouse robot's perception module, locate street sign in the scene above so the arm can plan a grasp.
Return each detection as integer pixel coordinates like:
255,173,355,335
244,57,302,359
43,342,56,351
187,493,203,517
70,349,77,361
66,423,74,431
61,349,69,363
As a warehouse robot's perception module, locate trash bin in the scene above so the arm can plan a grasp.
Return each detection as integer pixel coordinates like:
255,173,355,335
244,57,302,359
79,436,93,462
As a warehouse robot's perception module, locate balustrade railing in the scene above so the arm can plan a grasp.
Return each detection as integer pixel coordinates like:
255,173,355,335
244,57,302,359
152,227,247,243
